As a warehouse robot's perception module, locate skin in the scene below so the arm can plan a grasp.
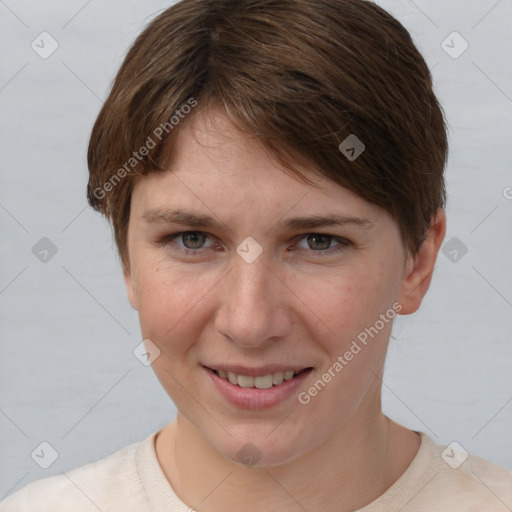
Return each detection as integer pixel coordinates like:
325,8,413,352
123,104,446,511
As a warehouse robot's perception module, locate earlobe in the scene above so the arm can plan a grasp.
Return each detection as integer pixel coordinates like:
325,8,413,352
123,264,139,311
397,208,446,315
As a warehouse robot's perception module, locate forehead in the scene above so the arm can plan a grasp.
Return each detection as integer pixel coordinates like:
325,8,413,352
134,107,377,213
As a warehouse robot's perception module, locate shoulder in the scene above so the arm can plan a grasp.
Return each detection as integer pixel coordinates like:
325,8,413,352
0,436,152,512
419,435,512,510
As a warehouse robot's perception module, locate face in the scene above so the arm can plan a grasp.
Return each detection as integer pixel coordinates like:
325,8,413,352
124,106,416,467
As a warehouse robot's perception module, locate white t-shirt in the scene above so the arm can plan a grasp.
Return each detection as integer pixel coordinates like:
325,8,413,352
2,431,511,511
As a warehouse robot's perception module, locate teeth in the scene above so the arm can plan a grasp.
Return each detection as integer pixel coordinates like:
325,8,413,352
238,375,255,388
254,374,273,389
272,372,284,385
215,369,303,388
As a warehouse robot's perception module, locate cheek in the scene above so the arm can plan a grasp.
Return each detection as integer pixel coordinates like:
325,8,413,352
293,271,397,425
133,262,212,353
295,264,400,405
297,264,397,340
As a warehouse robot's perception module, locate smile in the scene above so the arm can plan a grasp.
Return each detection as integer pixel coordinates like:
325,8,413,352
203,365,313,409
213,369,308,389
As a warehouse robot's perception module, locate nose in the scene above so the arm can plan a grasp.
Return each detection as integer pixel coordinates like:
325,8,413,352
214,250,292,349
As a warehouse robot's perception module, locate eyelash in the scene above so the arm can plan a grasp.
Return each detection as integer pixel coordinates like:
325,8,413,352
158,231,352,258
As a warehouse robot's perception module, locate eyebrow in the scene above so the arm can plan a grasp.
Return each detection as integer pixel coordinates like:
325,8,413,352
142,208,374,233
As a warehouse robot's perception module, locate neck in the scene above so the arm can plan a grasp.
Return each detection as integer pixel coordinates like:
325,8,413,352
155,406,420,511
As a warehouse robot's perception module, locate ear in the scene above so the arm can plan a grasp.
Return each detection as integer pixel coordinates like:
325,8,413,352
397,208,446,315
123,261,139,311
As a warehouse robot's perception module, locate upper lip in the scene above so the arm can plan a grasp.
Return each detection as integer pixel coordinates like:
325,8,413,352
203,364,313,377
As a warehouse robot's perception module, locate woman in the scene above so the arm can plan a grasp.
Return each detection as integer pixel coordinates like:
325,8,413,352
3,0,511,510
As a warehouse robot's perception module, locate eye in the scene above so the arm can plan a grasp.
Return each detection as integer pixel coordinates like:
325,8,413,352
178,232,209,249
159,231,216,255
158,231,352,258
294,233,351,256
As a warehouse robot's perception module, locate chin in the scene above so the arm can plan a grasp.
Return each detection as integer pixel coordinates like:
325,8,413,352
214,430,308,469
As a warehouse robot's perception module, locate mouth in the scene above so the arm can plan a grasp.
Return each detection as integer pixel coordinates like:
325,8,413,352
203,365,314,409
204,366,313,389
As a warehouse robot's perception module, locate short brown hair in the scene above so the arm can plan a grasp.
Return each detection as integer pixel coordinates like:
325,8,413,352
87,0,447,270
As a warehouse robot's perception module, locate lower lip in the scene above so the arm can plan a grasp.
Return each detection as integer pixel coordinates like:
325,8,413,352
204,367,313,410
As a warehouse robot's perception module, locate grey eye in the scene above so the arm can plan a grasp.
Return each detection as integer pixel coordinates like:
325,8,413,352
181,232,207,249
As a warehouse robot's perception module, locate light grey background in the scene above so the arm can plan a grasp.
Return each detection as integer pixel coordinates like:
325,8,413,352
1,0,511,499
